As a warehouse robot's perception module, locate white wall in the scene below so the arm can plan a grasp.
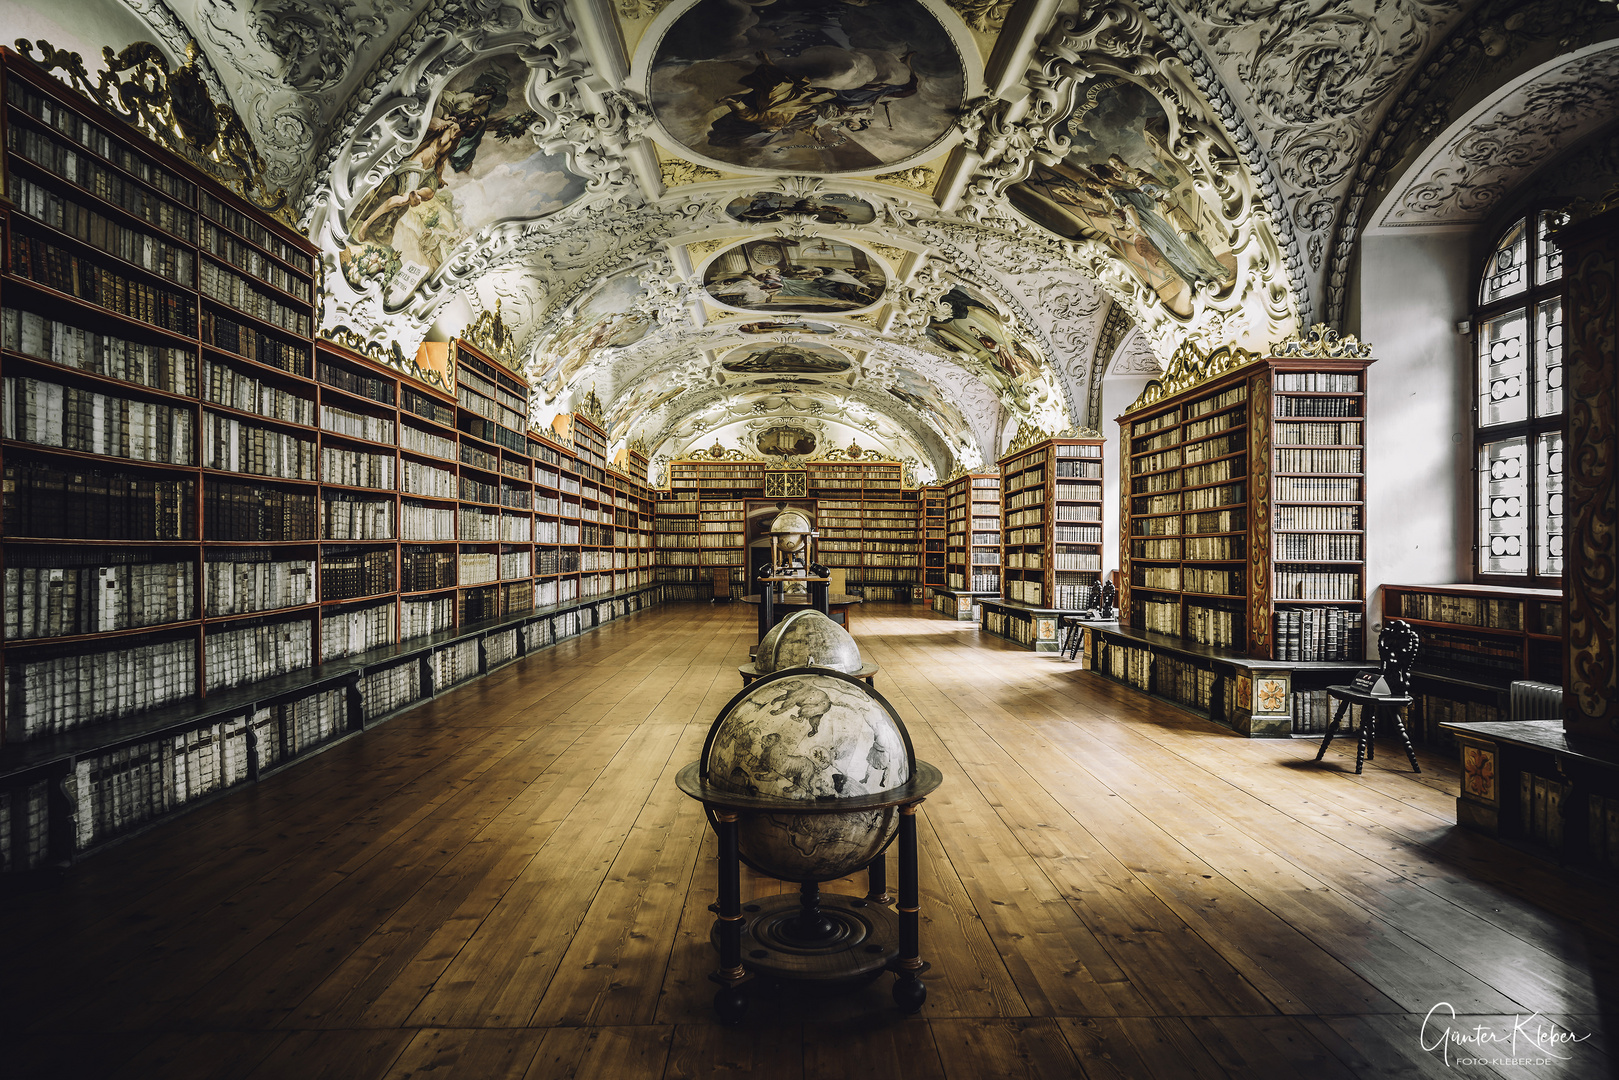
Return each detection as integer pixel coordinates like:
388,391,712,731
1353,231,1476,628
1100,374,1155,587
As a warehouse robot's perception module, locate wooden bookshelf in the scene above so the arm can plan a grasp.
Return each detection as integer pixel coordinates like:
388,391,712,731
0,52,662,874
1119,347,1372,663
922,486,945,599
807,461,919,601
980,437,1103,649
935,472,1000,621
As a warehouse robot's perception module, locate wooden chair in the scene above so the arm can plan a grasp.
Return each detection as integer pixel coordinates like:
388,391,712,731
1315,620,1422,774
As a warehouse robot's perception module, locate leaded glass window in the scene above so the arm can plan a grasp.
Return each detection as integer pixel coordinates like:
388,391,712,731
1473,212,1565,584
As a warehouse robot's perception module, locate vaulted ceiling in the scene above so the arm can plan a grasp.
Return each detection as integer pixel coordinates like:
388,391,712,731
15,0,1619,482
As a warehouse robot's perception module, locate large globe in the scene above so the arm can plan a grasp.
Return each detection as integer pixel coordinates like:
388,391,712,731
769,508,813,556
705,671,912,882
755,609,862,675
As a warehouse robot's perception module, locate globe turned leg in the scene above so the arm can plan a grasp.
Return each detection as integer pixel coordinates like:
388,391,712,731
865,850,892,905
709,810,749,1023
890,801,929,1012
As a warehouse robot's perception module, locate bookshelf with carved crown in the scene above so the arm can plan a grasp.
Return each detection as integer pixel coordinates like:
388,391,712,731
0,50,662,875
1082,334,1373,735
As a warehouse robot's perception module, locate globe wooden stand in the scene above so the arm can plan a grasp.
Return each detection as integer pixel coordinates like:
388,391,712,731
676,761,943,1022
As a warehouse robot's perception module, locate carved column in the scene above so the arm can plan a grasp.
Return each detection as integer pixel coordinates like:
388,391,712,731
1560,204,1619,740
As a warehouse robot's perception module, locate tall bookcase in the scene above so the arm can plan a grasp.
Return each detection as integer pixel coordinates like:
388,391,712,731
1117,348,1370,663
1082,339,1371,736
0,52,661,874
999,437,1105,609
807,461,919,601
935,472,1000,621
978,438,1103,649
922,486,945,599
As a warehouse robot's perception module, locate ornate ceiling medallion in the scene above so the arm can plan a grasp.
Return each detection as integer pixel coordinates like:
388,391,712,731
720,344,854,375
725,190,877,225
756,426,819,458
645,0,967,175
702,238,887,315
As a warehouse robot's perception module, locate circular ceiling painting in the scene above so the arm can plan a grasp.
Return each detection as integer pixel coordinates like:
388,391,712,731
720,343,852,374
704,238,885,314
648,0,966,173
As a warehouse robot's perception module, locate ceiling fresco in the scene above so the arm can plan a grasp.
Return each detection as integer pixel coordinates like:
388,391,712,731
38,0,1615,479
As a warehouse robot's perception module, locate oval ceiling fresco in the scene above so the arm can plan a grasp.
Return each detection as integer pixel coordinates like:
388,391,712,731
648,0,966,173
925,283,1045,398
725,191,876,225
339,54,587,310
719,342,852,375
534,265,655,401
703,238,885,314
1005,77,1236,319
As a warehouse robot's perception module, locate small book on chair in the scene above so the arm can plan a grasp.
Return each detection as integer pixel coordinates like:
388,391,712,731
1352,670,1392,696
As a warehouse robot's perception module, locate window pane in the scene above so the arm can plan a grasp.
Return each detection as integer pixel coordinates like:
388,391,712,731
1481,217,1528,304
1478,309,1528,427
1534,297,1563,418
1537,431,1564,578
1536,210,1563,285
1480,437,1528,575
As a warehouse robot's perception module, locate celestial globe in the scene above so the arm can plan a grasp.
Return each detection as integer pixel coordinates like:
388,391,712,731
704,670,913,882
755,609,862,675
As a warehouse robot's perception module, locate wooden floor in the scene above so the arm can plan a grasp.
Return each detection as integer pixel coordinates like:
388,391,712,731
4,603,1615,1079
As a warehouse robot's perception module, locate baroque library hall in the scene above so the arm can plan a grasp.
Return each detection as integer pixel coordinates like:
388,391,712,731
1,0,1618,1076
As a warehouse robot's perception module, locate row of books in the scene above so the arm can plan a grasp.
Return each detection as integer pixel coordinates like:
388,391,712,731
1133,538,1182,560
1276,533,1362,561
401,422,457,460
4,375,195,464
6,121,195,240
1275,421,1361,446
1154,655,1219,713
1289,690,1346,735
1184,481,1246,510
1272,608,1364,661
1186,386,1247,418
1185,567,1242,595
1183,433,1242,463
199,262,311,336
200,193,313,274
402,548,457,592
1274,571,1360,600
1182,460,1239,487
1275,477,1359,501
855,567,919,583
501,550,533,579
400,500,455,541
6,636,194,739
1390,590,1524,631
321,404,395,444
4,560,193,639
1275,448,1362,474
459,552,498,586
1275,505,1357,530
361,661,423,720
1133,516,1181,537
403,388,454,427
320,600,396,661
1135,596,1178,633
9,174,194,284
485,629,519,667
5,461,195,540
1184,411,1240,440
203,311,309,376
1134,449,1180,475
321,445,394,489
10,233,196,335
204,412,317,478
1275,396,1359,417
203,617,312,691
1186,603,1241,648
320,547,395,601
199,222,312,301
402,594,454,639
205,480,317,541
402,460,455,499
202,358,313,424
1276,372,1359,393
429,639,480,690
501,485,532,509
3,308,194,395
322,492,395,540
1050,575,1098,609
1053,552,1103,571
317,358,395,406
5,75,195,203
206,557,315,615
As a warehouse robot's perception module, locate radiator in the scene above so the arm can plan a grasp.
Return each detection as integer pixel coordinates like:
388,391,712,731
1510,680,1564,721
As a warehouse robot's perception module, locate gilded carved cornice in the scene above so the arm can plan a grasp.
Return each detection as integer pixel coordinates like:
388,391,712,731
1271,323,1374,360
15,37,291,224
462,299,523,372
1124,339,1264,413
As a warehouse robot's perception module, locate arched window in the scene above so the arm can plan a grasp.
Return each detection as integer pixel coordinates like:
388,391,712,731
1474,210,1564,583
